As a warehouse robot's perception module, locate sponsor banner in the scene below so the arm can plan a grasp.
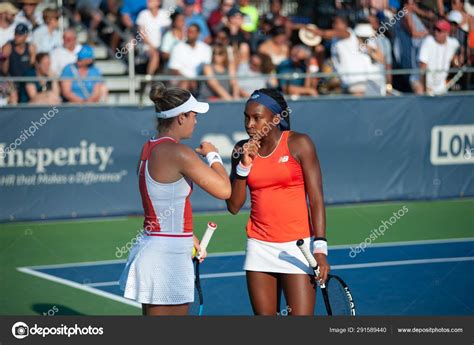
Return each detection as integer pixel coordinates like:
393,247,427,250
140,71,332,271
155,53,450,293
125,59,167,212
430,125,474,165
0,95,472,221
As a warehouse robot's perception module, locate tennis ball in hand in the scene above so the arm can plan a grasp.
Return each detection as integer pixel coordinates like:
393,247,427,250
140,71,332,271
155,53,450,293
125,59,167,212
192,247,197,258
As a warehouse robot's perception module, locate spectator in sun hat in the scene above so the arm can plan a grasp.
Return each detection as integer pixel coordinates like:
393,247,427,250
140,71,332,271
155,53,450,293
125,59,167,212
0,2,19,49
418,19,461,95
60,45,105,103
14,0,43,32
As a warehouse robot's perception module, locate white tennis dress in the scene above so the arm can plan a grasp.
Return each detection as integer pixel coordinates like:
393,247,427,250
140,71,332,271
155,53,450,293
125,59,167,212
119,137,195,305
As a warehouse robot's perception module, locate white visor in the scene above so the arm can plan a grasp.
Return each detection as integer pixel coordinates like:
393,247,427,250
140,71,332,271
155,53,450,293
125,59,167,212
156,94,209,118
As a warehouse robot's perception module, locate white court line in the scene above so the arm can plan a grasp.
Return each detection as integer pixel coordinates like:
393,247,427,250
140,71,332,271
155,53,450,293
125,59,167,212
22,237,474,270
16,267,141,309
330,237,474,250
199,256,474,279
201,272,246,279
87,281,120,287
333,256,474,270
4,216,130,227
70,256,474,288
27,259,127,270
327,197,474,209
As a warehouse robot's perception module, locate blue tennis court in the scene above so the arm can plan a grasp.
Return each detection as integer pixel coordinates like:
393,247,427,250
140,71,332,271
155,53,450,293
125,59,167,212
17,239,474,315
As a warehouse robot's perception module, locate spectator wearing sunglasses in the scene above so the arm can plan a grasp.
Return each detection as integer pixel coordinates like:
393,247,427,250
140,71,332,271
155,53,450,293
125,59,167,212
200,44,240,100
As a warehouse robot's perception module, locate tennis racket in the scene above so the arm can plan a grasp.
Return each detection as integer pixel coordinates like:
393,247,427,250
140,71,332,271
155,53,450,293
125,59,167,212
189,222,217,316
296,239,356,316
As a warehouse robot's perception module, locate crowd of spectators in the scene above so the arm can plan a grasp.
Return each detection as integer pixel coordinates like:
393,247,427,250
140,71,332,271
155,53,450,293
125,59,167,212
0,0,473,105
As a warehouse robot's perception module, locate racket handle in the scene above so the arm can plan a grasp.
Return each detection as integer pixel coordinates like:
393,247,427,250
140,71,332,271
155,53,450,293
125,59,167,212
197,222,217,260
296,239,325,288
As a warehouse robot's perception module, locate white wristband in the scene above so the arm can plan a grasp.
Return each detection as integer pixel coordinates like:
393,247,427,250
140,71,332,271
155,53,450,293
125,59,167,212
313,240,328,256
206,152,223,167
236,161,252,177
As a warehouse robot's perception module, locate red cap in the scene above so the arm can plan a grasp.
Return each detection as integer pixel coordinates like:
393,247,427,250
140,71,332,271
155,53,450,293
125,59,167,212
435,19,451,32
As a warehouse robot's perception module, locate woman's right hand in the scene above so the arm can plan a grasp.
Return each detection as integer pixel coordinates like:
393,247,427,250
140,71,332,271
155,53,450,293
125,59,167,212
195,141,219,157
241,139,260,166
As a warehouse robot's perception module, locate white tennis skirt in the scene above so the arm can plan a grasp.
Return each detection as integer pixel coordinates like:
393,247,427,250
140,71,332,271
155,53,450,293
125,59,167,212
243,237,315,274
119,235,194,305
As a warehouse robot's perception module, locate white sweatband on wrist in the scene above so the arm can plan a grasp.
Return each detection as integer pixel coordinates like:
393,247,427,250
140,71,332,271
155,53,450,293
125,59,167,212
205,152,223,166
313,240,328,256
236,161,252,177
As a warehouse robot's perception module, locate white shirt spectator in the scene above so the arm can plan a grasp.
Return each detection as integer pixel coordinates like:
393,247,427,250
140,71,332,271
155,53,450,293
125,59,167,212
49,44,82,76
14,9,43,32
331,30,371,87
419,35,460,95
160,29,185,55
168,41,212,78
136,9,171,49
362,39,386,96
32,24,62,53
0,25,15,48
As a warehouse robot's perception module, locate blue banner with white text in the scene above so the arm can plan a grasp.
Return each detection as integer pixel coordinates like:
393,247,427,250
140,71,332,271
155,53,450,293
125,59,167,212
0,95,473,222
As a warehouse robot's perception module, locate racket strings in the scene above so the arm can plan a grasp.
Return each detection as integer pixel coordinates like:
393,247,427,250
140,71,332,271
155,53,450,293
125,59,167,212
326,277,352,315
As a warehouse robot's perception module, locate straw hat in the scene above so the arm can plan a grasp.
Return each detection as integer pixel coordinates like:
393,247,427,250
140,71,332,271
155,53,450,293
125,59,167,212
0,2,19,15
298,24,322,47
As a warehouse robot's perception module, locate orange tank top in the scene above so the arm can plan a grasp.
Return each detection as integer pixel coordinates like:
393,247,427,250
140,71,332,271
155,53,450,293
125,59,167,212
246,131,312,242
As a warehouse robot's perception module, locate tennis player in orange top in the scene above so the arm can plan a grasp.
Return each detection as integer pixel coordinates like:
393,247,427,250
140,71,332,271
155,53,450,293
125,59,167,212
226,88,329,315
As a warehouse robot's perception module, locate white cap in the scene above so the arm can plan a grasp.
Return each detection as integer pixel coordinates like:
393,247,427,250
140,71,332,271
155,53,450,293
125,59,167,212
354,23,375,38
156,94,209,118
447,10,463,25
